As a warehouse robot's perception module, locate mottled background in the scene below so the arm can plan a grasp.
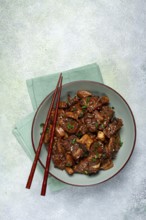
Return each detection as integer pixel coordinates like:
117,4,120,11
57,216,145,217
0,1,146,220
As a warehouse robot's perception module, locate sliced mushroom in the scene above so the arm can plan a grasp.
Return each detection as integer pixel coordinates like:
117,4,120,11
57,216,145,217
59,101,68,109
100,159,113,170
57,140,65,154
97,131,105,142
44,132,50,144
65,167,74,175
100,96,109,104
65,111,78,120
76,134,93,150
77,90,92,98
44,124,52,144
72,148,84,160
55,126,66,137
91,163,100,169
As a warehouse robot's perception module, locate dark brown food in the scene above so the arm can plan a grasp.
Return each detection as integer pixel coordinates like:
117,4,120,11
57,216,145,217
44,90,123,175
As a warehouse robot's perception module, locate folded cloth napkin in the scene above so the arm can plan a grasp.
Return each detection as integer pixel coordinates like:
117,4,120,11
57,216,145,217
12,63,104,191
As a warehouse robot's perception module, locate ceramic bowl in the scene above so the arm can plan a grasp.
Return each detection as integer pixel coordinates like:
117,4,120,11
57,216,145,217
31,80,136,186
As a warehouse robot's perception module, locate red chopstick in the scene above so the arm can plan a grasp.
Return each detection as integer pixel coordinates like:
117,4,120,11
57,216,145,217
41,75,63,196
26,73,62,189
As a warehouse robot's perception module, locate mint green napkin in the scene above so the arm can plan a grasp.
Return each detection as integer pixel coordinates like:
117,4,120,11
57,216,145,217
13,63,103,191
26,63,103,110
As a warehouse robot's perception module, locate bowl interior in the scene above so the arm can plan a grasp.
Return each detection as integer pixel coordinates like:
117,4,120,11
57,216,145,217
32,81,136,186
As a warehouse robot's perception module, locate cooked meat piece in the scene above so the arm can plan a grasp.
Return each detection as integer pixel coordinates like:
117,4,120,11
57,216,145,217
55,126,66,138
65,167,74,175
87,96,100,112
74,157,89,174
70,104,84,118
100,106,114,121
44,124,52,144
105,144,112,158
44,132,50,144
85,113,94,119
74,156,100,174
87,120,98,133
62,136,84,160
103,118,123,138
77,109,84,118
100,96,109,104
50,109,55,122
79,143,89,155
107,134,121,157
58,109,65,117
84,114,98,132
52,153,66,170
65,111,78,120
59,118,79,134
65,153,75,167
59,101,68,109
78,124,88,135
72,145,84,160
100,159,113,170
94,110,104,122
77,90,92,98
61,139,71,152
79,98,88,108
90,141,104,154
88,159,100,174
67,94,79,106
89,133,97,140
56,139,65,154
108,136,117,153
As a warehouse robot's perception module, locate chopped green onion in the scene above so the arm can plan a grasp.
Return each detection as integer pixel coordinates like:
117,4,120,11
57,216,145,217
93,142,100,150
95,122,98,128
95,153,99,159
82,105,87,109
84,171,88,175
120,141,123,147
40,123,44,127
77,132,82,138
92,157,97,162
72,107,77,112
67,123,74,130
83,152,89,157
101,124,105,129
79,112,84,118
66,163,71,167
46,127,49,133
71,138,76,144
86,97,90,104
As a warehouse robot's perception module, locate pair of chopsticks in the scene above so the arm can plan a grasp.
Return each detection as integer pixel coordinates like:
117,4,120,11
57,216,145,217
26,73,63,196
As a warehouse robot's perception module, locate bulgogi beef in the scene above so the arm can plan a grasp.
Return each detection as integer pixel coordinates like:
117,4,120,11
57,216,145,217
44,90,123,175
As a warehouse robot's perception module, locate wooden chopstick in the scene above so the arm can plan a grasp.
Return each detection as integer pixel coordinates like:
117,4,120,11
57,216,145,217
26,73,62,189
41,75,63,196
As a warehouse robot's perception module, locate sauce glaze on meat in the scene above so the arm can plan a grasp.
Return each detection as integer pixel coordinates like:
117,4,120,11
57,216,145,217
44,90,123,175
